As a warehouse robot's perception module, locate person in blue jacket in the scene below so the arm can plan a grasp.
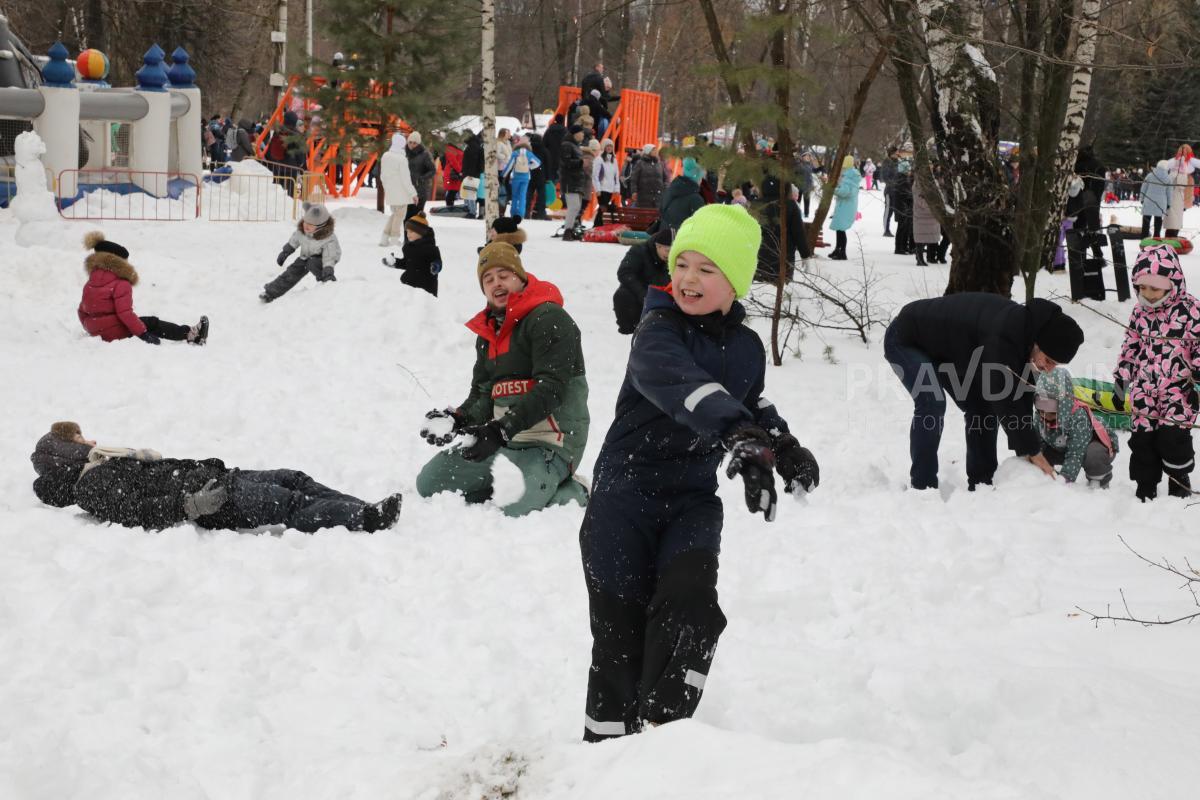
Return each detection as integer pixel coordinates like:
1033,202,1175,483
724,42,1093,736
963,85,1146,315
828,155,862,260
502,135,543,221
577,204,820,742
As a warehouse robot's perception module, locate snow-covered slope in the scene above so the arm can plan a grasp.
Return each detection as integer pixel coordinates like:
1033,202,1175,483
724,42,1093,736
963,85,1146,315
1,191,1197,799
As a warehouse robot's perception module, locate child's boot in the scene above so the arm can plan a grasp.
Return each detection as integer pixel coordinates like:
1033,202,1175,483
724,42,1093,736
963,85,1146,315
187,315,210,346
914,248,927,266
1167,473,1192,498
362,493,403,532
1135,483,1158,502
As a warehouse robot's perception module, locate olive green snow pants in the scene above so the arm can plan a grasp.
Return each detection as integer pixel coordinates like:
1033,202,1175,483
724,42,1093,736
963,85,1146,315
415,445,587,517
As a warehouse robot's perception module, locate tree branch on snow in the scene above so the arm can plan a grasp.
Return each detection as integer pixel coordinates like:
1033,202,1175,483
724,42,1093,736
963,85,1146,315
1075,536,1200,627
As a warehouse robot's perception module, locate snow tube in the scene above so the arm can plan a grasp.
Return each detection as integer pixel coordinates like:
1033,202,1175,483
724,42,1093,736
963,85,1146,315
1073,377,1131,431
617,230,650,247
1139,236,1192,255
582,223,630,243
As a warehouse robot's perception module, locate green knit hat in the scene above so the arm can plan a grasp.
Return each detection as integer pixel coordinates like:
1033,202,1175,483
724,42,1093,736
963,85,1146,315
667,204,762,299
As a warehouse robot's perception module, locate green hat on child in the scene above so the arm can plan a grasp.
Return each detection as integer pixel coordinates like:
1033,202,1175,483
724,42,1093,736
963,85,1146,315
667,204,762,299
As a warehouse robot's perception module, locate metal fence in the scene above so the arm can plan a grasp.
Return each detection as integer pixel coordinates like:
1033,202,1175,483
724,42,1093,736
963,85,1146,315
56,169,200,221
205,171,298,222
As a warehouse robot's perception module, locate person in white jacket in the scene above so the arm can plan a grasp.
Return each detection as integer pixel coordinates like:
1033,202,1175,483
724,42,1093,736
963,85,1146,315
592,139,621,226
1164,144,1200,237
380,132,418,246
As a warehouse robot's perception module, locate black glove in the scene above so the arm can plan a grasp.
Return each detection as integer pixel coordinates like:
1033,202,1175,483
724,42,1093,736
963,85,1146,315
320,268,336,282
723,425,777,521
276,245,295,266
773,433,819,494
138,330,161,345
420,407,466,446
461,421,509,462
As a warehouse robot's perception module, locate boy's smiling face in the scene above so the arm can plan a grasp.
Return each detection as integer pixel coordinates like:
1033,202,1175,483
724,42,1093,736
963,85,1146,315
672,250,735,316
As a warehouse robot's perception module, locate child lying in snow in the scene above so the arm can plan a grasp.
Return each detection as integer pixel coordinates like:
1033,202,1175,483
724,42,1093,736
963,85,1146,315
31,421,401,533
1033,368,1117,488
261,204,342,302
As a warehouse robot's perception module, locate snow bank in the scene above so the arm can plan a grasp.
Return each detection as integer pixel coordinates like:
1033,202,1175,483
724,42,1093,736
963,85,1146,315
0,189,1197,798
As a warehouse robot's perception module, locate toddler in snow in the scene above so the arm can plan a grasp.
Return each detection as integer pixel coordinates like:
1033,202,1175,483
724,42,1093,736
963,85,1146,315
1114,243,1200,500
77,231,209,345
382,213,442,297
1033,368,1117,487
261,204,342,303
577,204,819,742
477,215,527,255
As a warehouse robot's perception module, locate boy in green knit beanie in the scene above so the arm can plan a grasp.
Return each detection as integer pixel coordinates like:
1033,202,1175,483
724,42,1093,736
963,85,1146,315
577,203,820,741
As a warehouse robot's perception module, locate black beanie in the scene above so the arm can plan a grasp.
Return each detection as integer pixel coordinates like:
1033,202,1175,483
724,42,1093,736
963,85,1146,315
1035,310,1084,363
651,227,673,247
95,240,129,260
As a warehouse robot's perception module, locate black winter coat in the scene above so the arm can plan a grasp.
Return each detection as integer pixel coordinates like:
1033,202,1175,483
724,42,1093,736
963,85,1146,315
756,198,811,281
391,234,442,296
543,123,566,179
1073,148,1106,230
461,133,484,178
890,294,1075,457
74,457,228,530
594,287,791,489
613,241,670,333
658,176,705,232
560,138,588,195
407,145,437,202
630,156,667,208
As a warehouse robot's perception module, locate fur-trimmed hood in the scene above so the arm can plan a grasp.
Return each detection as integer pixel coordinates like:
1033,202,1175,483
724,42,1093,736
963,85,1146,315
296,216,336,240
493,229,527,248
83,231,138,285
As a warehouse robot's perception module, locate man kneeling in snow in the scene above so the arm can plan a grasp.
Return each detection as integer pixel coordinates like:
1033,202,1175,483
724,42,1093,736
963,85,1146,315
31,422,401,533
415,242,590,516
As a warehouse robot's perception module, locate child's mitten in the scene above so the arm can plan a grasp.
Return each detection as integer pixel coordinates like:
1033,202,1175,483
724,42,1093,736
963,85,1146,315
183,479,228,520
276,244,296,266
723,425,778,521
772,433,819,493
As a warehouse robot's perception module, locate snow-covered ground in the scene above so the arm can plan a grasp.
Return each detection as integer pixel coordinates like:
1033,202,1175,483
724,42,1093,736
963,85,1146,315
1,188,1197,799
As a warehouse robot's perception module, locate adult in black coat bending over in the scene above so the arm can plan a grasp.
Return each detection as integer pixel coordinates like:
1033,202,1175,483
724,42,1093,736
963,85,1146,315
883,294,1084,490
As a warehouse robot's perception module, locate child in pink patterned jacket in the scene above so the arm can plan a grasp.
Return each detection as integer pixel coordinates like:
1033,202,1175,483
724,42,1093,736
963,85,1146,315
1114,244,1200,500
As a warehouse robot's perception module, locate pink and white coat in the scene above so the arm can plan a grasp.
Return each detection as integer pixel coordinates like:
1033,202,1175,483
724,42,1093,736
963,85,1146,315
1115,244,1200,432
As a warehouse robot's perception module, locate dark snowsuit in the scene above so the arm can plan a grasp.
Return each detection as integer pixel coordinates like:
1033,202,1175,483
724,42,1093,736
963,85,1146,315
579,286,792,741
387,232,442,296
36,454,377,533
892,173,914,254
658,176,705,233
613,241,670,334
884,294,1079,489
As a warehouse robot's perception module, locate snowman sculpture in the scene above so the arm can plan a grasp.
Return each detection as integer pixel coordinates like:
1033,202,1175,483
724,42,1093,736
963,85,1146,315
10,130,59,223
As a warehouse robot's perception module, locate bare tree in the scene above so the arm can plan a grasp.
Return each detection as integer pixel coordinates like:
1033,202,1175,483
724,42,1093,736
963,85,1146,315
1077,537,1200,627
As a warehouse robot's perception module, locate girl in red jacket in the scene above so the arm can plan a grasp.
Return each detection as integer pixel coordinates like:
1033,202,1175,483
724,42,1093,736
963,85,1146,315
78,232,209,345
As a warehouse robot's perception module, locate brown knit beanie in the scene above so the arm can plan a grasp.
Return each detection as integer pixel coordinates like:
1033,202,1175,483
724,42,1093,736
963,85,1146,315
477,242,527,286
50,421,82,441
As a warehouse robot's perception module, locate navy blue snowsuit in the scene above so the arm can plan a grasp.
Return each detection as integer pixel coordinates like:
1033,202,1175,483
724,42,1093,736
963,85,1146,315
579,286,791,741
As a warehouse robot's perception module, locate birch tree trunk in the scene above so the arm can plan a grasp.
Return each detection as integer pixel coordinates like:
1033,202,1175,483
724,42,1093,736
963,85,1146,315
482,0,499,229
889,0,1013,296
1032,0,1101,294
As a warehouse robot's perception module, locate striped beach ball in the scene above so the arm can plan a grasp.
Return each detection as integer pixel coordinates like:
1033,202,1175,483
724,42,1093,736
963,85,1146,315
76,49,110,81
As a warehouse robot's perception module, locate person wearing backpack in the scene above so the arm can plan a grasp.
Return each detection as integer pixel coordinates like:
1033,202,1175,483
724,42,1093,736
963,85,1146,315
502,135,542,220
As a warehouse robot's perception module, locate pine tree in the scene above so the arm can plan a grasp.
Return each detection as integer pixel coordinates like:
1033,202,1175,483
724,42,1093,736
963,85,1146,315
305,0,475,180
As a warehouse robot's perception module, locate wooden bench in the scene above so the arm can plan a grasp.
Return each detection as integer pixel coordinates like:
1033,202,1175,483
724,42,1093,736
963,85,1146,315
605,206,659,231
